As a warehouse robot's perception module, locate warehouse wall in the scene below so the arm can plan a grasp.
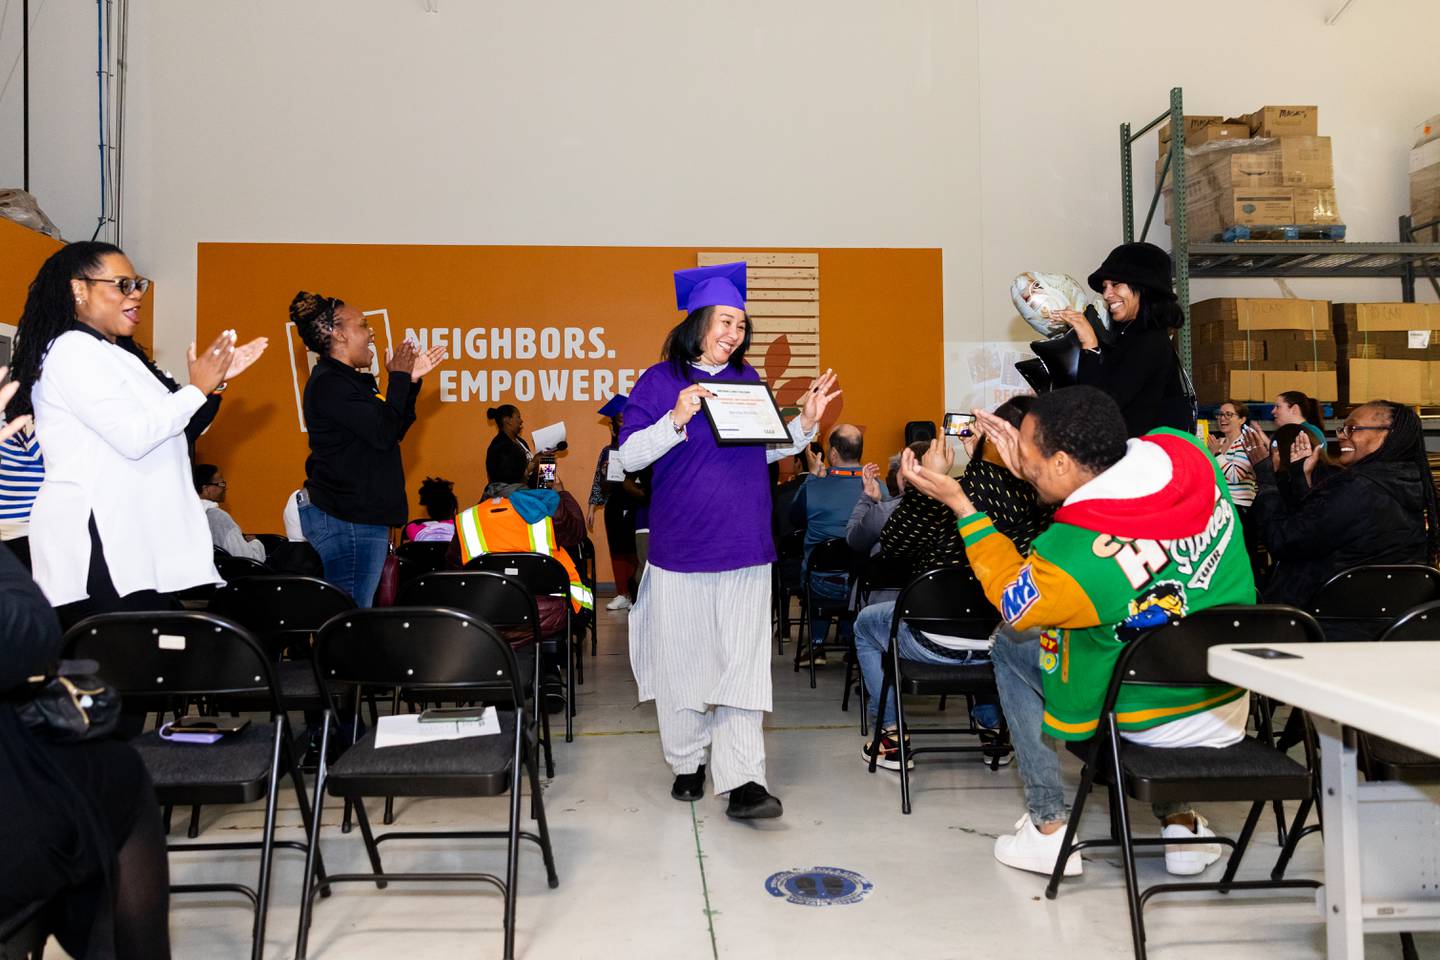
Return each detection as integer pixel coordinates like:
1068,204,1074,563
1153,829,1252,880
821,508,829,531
3,0,1439,408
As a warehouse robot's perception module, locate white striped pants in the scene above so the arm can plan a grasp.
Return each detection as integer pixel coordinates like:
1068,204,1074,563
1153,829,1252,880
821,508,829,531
658,702,767,795
631,562,774,795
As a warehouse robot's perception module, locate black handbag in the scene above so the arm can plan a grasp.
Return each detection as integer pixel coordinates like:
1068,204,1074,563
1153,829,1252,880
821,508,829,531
15,659,121,742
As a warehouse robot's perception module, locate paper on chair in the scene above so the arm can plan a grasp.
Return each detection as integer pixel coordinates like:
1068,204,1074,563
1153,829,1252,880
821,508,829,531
531,421,566,453
372,708,500,749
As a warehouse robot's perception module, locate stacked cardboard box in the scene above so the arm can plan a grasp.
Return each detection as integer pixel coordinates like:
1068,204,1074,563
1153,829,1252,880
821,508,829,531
1333,303,1440,405
1411,130,1440,241
1159,105,1342,239
1190,298,1335,404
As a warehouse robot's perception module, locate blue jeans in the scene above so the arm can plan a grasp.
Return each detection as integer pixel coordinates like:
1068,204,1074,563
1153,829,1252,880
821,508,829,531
298,502,389,608
991,626,1188,825
809,573,852,648
853,600,999,729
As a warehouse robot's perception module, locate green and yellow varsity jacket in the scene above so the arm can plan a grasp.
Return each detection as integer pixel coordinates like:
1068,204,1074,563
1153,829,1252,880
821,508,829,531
960,428,1255,740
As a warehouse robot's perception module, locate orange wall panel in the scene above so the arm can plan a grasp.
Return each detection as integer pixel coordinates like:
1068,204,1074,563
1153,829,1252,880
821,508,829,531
195,244,943,579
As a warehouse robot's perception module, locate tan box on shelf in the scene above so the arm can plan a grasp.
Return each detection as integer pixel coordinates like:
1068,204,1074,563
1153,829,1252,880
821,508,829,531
1197,368,1336,405
1333,303,1440,364
1192,298,1331,333
1158,115,1224,145
1185,137,1334,190
1247,105,1319,138
1344,359,1438,406
1412,139,1440,235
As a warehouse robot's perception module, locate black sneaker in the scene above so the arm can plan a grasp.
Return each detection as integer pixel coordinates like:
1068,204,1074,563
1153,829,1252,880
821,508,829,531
862,730,914,771
672,764,706,801
725,781,783,820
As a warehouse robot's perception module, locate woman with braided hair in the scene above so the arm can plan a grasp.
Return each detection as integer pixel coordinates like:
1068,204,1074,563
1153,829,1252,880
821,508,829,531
11,242,266,623
1245,400,1438,611
291,291,446,606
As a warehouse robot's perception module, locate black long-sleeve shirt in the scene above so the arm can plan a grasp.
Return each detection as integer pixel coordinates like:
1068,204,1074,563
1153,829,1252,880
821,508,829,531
1076,324,1193,437
303,356,419,527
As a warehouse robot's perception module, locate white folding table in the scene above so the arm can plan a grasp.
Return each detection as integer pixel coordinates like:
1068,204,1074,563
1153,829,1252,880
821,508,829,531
1209,641,1440,959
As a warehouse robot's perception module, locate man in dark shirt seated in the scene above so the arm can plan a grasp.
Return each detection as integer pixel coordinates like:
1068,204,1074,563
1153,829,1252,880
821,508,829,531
789,425,867,663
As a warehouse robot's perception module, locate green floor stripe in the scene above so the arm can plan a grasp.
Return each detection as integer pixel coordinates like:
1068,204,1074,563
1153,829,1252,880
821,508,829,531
690,802,720,960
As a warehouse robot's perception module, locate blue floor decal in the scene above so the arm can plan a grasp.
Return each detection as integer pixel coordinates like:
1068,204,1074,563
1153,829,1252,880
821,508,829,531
765,867,873,906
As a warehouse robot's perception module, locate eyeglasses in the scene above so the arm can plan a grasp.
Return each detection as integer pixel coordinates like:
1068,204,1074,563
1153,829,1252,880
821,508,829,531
75,275,151,296
1336,423,1389,438
1215,411,1237,418
205,479,228,488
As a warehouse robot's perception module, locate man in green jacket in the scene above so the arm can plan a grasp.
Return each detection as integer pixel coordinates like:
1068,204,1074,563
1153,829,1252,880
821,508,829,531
902,386,1254,880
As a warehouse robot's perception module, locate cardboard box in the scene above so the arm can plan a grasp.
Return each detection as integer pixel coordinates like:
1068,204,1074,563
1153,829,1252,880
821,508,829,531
1168,185,1341,237
1196,368,1336,405
1332,303,1440,364
1416,113,1440,149
1191,298,1337,403
1186,137,1334,190
1412,139,1440,234
1294,188,1341,225
1159,115,1224,145
1247,105,1319,138
1344,359,1438,406
1192,298,1330,333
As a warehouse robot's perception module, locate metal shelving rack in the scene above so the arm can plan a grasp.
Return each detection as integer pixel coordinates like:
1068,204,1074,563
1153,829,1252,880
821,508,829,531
1119,87,1440,375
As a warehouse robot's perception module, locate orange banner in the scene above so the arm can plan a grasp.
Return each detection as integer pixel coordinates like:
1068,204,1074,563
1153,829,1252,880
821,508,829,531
195,244,943,580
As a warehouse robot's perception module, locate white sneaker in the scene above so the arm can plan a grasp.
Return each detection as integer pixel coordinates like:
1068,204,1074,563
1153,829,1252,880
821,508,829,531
994,814,1082,877
1162,813,1223,876
606,595,632,611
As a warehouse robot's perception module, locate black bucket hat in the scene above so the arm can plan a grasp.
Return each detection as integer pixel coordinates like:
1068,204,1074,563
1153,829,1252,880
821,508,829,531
1087,242,1178,300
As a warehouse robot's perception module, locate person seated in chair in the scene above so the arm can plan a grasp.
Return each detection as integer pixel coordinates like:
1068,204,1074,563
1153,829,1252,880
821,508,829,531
403,476,459,543
902,385,1255,879
853,397,1048,770
1245,400,1439,614
788,424,867,663
194,463,266,563
846,442,923,560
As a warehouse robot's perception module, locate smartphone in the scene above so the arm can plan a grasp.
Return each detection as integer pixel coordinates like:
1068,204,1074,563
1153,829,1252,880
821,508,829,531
538,460,557,488
173,715,251,734
943,413,976,438
418,705,488,723
1234,647,1303,660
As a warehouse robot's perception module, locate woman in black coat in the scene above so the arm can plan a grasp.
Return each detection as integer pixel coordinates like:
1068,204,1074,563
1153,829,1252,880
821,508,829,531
0,543,171,958
1247,401,1439,610
484,403,537,491
1051,242,1194,437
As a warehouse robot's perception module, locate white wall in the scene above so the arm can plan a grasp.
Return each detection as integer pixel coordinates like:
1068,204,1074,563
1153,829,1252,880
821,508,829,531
3,0,1439,406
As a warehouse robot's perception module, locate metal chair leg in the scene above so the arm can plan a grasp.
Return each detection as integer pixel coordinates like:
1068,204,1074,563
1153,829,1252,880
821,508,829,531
187,804,202,839
1218,801,1265,893
351,799,388,890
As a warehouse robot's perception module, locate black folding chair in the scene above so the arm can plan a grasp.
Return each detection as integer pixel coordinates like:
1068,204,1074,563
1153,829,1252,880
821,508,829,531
793,538,853,688
844,553,913,736
1358,599,1440,781
295,607,559,960
1044,605,1325,960
399,571,555,778
1307,563,1440,643
773,529,806,654
395,540,453,583
573,536,600,657
866,566,1008,813
214,548,272,583
63,611,324,960
464,552,580,742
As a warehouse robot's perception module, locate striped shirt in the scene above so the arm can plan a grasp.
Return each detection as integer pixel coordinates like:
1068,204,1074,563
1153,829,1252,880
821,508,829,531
0,428,44,535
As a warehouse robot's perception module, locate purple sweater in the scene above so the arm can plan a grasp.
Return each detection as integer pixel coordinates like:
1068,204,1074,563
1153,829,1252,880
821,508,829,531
619,361,776,573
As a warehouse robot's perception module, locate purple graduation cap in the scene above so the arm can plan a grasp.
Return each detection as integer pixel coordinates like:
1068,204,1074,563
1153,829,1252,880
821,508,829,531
597,394,628,419
674,261,747,313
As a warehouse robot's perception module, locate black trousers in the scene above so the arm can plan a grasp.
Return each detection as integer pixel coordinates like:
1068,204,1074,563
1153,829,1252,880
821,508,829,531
56,516,177,633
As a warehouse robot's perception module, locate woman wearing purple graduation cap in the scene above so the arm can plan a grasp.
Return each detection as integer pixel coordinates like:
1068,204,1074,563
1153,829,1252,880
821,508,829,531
619,261,841,820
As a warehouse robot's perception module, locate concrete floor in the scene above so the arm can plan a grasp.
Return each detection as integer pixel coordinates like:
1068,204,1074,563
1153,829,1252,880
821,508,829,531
63,598,1438,959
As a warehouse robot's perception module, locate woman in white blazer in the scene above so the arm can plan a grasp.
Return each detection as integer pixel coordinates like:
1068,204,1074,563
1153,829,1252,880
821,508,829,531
9,242,266,626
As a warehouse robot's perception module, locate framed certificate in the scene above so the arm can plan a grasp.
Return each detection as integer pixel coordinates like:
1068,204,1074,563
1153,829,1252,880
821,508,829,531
699,381,791,445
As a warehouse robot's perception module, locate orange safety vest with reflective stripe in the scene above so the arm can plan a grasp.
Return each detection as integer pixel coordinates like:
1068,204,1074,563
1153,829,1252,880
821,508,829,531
455,499,594,612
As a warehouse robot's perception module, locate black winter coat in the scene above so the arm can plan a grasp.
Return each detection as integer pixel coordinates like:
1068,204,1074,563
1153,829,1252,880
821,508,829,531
1252,458,1429,608
1076,324,1193,437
